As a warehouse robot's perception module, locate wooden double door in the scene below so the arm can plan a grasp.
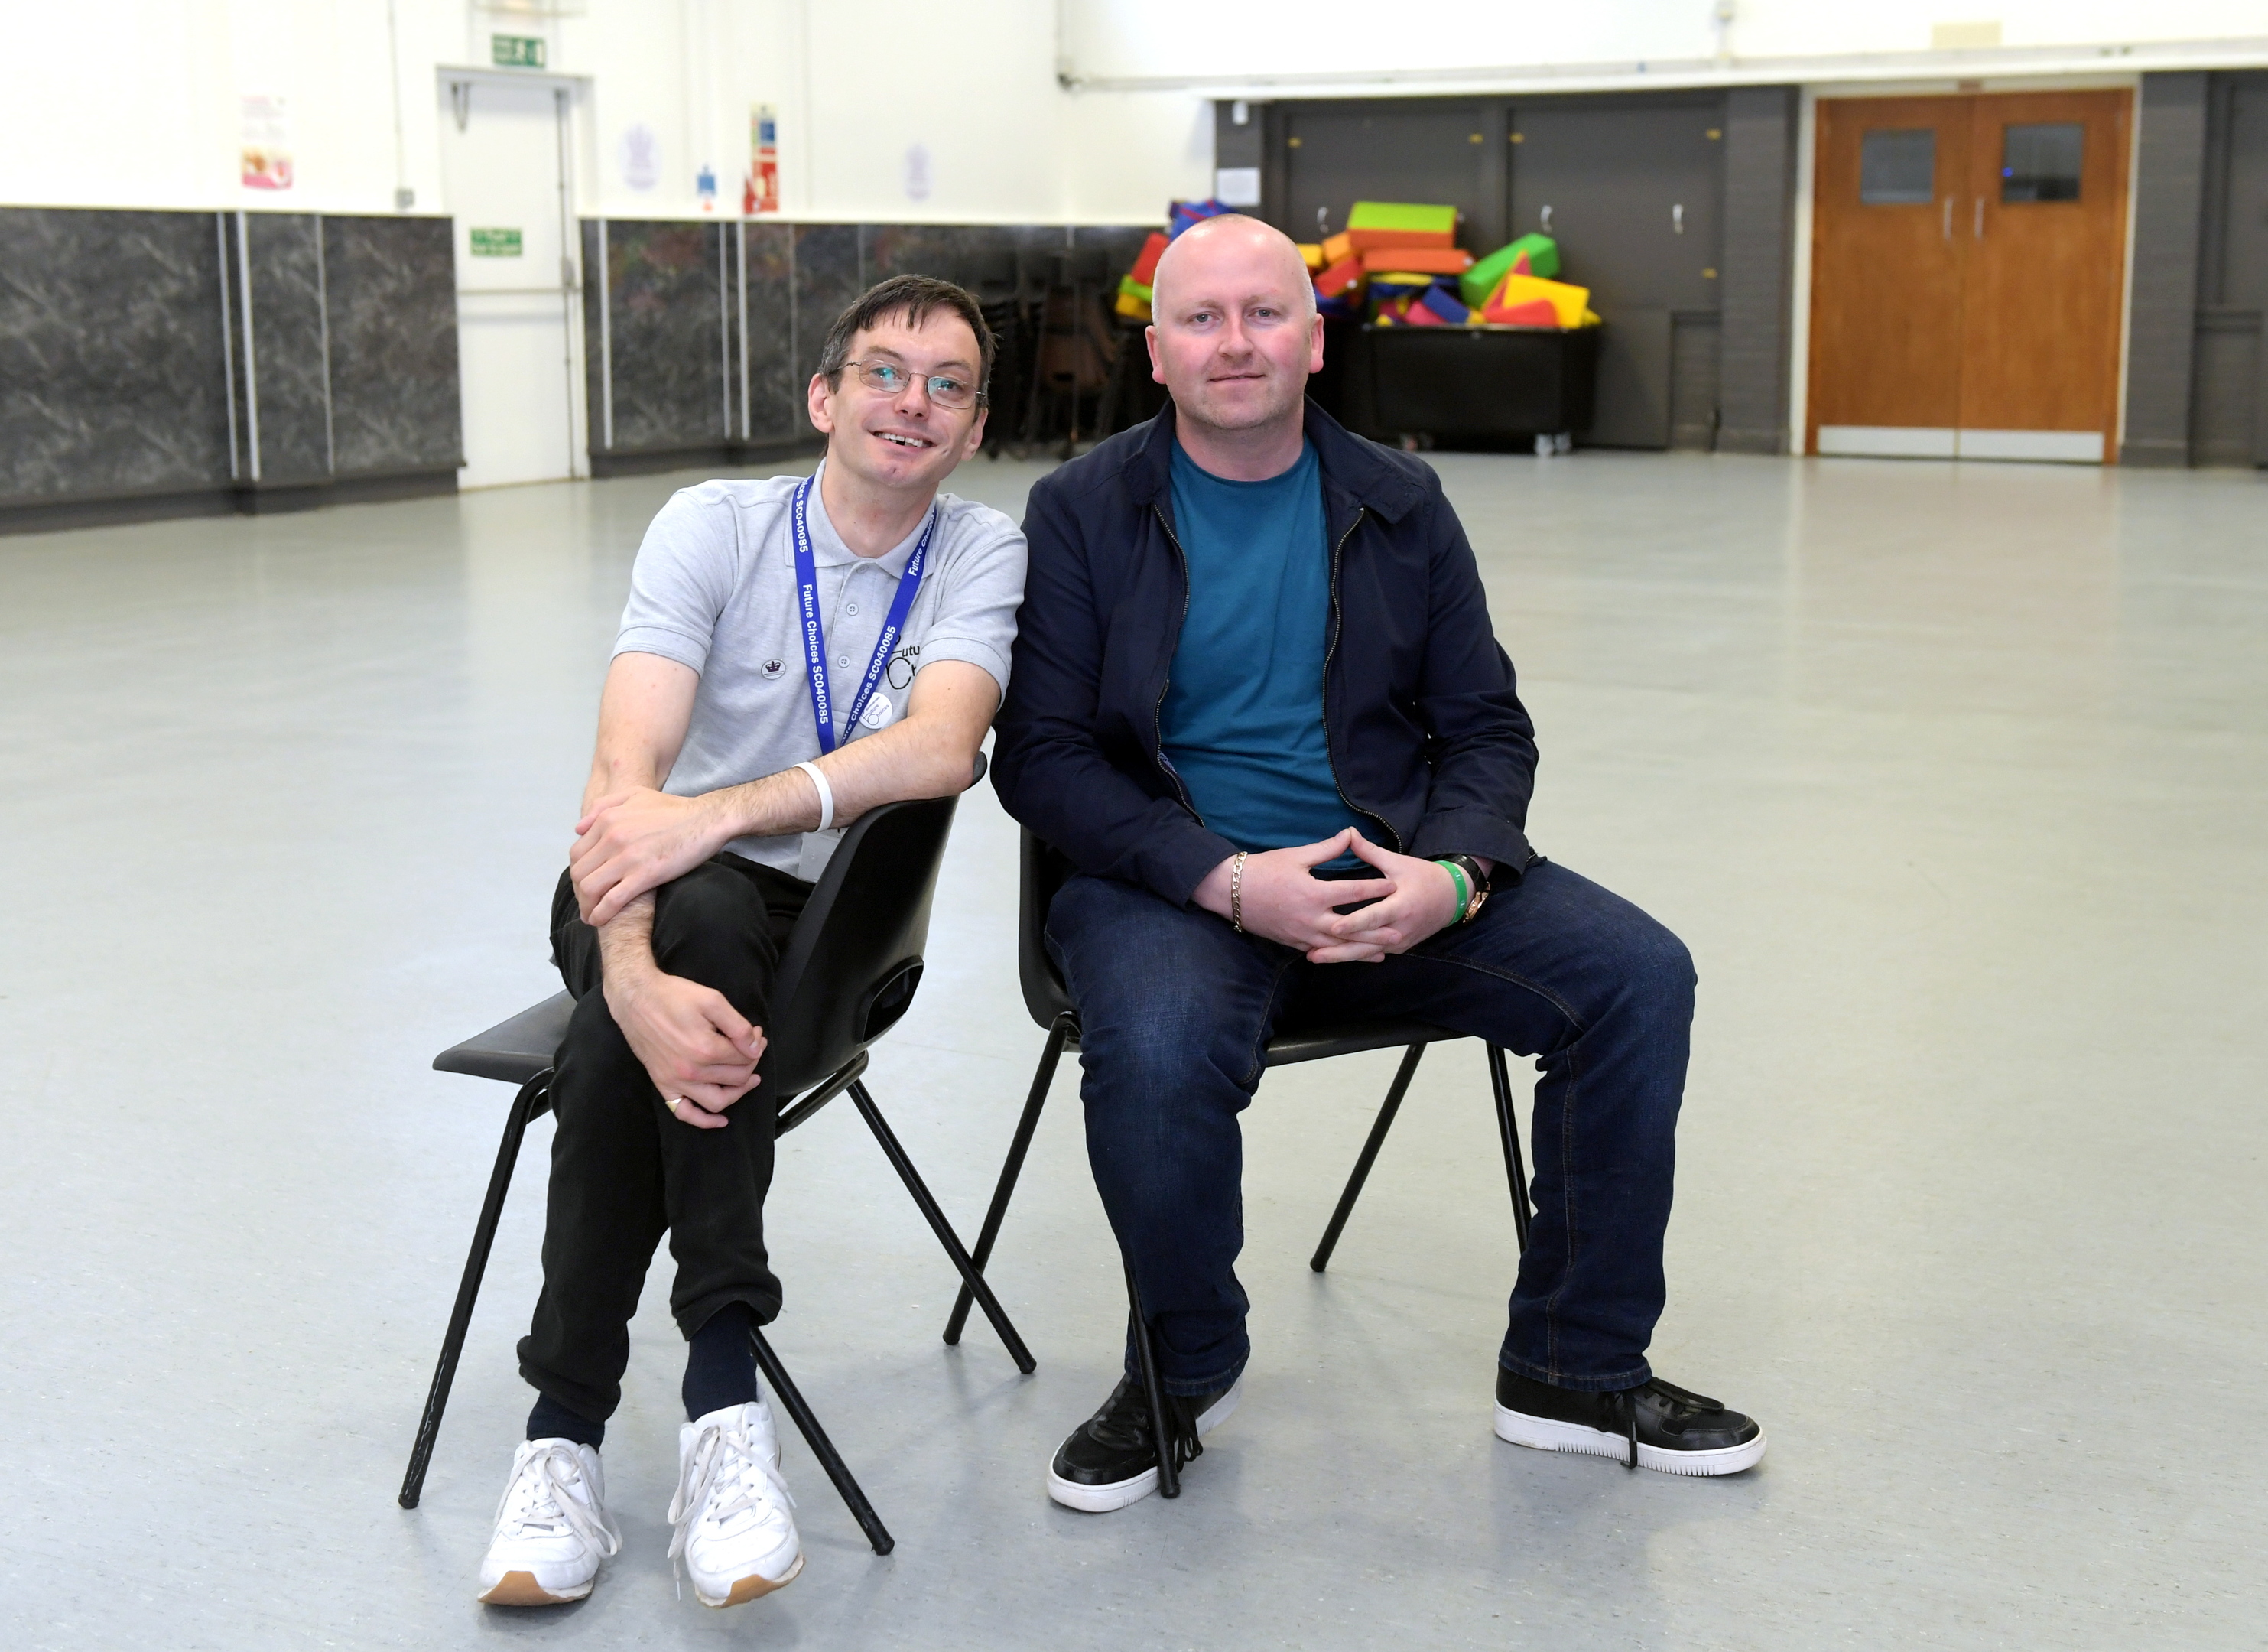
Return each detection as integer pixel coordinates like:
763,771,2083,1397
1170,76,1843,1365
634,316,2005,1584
1808,89,2130,463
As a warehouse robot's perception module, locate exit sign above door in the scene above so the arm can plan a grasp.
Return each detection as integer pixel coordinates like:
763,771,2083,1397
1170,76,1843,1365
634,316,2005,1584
492,34,546,69
469,227,523,257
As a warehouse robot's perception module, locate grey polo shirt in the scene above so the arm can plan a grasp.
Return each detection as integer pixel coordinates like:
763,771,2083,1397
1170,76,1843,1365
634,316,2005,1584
612,465,1026,880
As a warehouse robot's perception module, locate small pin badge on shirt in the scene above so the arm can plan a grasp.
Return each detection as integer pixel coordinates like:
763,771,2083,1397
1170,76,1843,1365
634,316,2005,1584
762,658,786,680
860,694,892,730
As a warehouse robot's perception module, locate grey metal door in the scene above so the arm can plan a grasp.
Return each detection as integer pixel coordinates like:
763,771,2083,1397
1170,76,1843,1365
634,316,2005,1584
1276,100,1504,249
2210,76,2268,463
1508,95,1724,447
1506,95,1725,316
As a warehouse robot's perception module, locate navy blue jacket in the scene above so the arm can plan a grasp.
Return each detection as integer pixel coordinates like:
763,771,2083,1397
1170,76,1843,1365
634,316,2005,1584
992,400,1539,909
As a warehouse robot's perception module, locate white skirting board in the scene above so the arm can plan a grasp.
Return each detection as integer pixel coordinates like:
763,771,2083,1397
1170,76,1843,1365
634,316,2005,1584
1817,426,2104,464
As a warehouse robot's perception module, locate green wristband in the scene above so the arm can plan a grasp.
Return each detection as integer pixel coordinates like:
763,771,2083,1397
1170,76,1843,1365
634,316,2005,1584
1435,859,1470,923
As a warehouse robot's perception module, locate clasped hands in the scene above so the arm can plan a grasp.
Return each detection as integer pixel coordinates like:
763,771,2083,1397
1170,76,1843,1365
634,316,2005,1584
571,785,729,926
1193,828,1461,963
573,787,760,1130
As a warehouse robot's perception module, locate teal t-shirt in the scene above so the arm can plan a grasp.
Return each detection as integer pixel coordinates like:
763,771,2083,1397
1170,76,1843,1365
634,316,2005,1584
1159,439,1361,857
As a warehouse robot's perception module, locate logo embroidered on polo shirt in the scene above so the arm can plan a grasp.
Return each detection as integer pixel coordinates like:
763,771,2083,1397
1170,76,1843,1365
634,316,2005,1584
761,658,786,679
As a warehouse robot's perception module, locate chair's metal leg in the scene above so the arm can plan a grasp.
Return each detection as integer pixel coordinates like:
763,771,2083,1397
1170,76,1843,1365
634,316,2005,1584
750,1327,895,1556
1484,1044,1532,1254
1124,1262,1180,1500
846,1079,1038,1375
398,1071,548,1510
944,1013,1072,1345
1309,1042,1426,1273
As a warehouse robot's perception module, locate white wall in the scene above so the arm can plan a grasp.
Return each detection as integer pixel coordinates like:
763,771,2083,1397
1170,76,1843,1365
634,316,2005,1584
0,0,1209,223
1065,0,2268,86
7,2,2260,223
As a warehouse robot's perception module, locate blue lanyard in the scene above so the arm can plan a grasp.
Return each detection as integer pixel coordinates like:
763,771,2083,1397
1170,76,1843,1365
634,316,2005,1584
791,472,935,754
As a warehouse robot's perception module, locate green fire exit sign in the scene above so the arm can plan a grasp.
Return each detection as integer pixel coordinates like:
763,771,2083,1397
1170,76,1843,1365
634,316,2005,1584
469,228,523,257
492,34,546,69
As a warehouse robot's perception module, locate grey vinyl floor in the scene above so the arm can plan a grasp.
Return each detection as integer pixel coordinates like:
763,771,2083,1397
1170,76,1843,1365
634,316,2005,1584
2,449,2262,1651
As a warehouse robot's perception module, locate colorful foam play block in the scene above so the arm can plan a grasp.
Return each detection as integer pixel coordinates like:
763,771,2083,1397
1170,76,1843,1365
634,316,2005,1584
1483,271,1589,328
1400,298,1448,326
1118,275,1152,304
1314,254,1367,298
1321,231,1354,265
1345,200,1458,250
1129,230,1169,285
1418,285,1470,324
1483,298,1561,327
1502,233,1559,278
1460,233,1560,307
1296,242,1325,271
1359,246,1473,275
1169,198,1233,238
1115,290,1152,320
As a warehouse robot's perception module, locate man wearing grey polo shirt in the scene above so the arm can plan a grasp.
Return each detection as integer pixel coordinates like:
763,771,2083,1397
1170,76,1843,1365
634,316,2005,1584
475,276,1024,1613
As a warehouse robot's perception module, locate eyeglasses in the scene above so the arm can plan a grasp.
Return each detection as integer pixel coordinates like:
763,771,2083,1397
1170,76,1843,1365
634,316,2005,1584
843,359,986,410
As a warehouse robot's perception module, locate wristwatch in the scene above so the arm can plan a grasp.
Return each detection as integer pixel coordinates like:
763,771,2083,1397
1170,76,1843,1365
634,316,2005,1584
1438,854,1490,923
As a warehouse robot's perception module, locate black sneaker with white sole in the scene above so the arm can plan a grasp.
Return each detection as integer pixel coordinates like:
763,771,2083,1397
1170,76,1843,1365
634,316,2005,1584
1493,1369,1766,1476
1046,1374,1243,1512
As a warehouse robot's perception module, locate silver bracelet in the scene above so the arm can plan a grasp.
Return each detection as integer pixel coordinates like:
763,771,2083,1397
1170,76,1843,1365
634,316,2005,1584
1229,851,1249,932
793,759,834,831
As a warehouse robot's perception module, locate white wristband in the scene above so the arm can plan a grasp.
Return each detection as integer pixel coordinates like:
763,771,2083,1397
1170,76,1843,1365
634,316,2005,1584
794,760,834,831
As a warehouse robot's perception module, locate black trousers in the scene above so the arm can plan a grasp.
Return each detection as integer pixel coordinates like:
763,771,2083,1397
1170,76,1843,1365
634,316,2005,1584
515,854,811,1423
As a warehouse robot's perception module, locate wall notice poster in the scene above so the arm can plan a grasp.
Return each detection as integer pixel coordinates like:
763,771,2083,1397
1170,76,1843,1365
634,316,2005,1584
240,94,293,191
619,124,660,193
744,104,778,214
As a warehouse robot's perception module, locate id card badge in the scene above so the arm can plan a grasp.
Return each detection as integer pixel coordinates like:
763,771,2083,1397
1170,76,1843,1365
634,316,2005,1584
795,826,846,883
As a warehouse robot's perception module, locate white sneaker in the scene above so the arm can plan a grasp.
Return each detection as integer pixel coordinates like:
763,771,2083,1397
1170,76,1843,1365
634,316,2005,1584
476,1439,622,1606
668,1401,804,1607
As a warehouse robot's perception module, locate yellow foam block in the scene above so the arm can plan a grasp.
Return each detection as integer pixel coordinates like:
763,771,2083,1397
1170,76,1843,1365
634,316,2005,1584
1486,272,1590,329
1296,242,1325,272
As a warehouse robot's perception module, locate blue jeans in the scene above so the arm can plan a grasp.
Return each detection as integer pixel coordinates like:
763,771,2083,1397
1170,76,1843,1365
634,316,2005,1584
1045,861,1694,1397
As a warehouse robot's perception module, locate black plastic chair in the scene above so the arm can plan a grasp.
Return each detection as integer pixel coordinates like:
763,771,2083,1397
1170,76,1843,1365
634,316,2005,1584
941,832,1535,1498
398,768,1031,1555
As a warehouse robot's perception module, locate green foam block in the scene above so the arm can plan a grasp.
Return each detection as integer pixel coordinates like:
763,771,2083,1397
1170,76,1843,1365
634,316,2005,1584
1461,234,1560,307
1346,200,1459,237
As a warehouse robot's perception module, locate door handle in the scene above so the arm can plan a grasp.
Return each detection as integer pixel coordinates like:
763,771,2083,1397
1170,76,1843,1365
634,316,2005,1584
1974,197,1984,239
1673,203,1684,235
1316,206,1331,237
1943,197,1952,239
1541,204,1553,233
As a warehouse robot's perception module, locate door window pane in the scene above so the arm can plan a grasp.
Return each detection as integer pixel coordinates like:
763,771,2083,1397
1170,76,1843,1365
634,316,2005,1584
2001,123,2083,202
1860,128,1936,204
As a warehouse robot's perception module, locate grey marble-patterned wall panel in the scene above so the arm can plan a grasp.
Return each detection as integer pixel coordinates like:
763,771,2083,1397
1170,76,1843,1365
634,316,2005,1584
863,223,1016,291
791,223,863,392
323,216,459,475
606,220,730,452
582,220,608,445
0,207,232,503
1071,225,1154,285
243,213,331,484
739,221,802,442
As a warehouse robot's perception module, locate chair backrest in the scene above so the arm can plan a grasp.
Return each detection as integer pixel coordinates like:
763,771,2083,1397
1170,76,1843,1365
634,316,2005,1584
1017,829,1078,1031
762,773,973,1096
